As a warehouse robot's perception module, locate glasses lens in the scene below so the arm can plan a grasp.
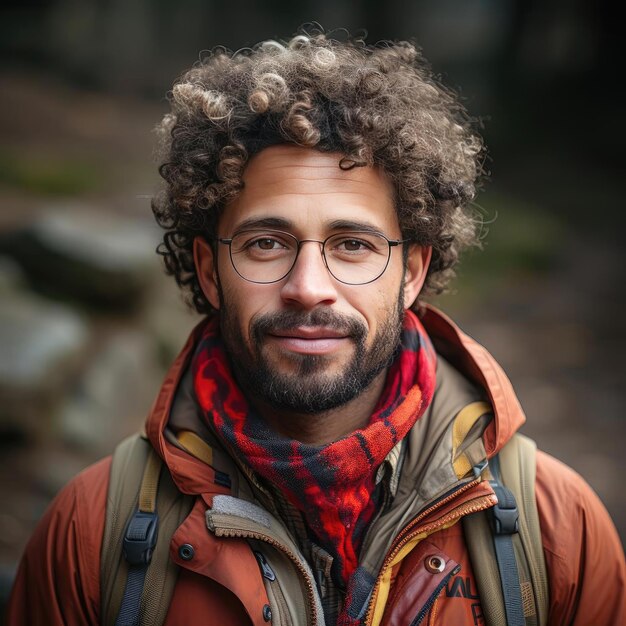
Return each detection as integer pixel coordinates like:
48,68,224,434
227,229,393,285
229,230,297,283
324,232,391,284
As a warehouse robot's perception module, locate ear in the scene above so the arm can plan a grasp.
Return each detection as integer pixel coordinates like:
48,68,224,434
403,245,432,309
193,237,221,310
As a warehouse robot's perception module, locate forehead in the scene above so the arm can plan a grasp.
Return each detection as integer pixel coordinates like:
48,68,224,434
219,145,399,235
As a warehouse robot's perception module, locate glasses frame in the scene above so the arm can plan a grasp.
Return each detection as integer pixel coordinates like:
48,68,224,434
217,229,408,285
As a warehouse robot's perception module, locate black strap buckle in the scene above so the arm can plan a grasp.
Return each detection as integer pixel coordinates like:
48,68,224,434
489,483,519,535
122,511,159,566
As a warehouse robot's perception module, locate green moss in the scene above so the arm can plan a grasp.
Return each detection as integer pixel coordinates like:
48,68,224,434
432,190,565,311
0,151,100,196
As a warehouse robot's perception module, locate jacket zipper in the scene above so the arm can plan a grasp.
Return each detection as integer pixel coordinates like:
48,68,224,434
212,527,319,626
364,478,496,625
393,478,482,544
255,550,277,581
255,551,294,626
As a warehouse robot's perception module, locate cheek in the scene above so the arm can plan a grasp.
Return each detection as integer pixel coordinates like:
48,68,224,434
351,286,394,335
372,279,405,327
222,283,278,335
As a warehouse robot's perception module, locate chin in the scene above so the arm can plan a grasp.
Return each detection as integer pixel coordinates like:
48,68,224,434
267,351,347,376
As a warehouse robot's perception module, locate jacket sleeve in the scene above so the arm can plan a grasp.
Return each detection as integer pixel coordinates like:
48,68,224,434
5,457,111,626
535,450,626,625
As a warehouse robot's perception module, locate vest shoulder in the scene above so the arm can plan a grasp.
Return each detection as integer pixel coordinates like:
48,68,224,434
429,354,485,421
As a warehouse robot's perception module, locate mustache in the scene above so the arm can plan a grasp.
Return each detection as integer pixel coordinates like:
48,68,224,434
251,309,367,340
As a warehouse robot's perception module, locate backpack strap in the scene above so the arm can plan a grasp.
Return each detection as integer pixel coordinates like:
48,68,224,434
499,434,549,625
114,444,161,626
463,433,549,626
177,430,214,465
101,434,194,626
488,453,525,626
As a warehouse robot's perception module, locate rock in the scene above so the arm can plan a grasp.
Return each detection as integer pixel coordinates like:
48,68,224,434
0,206,160,309
58,328,163,454
0,256,26,293
0,289,89,436
143,272,202,367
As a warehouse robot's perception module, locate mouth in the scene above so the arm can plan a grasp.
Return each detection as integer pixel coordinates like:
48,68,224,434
267,326,352,355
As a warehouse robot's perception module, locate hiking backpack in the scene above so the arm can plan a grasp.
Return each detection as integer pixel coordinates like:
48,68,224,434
100,430,548,626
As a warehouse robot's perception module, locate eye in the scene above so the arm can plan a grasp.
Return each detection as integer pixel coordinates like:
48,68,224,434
231,230,295,259
338,238,369,252
250,237,285,251
330,236,376,254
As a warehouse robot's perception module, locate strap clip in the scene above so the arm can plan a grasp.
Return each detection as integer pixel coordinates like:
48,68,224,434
490,483,519,535
123,511,159,566
472,459,489,478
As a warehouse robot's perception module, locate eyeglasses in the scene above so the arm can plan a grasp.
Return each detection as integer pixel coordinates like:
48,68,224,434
217,229,407,285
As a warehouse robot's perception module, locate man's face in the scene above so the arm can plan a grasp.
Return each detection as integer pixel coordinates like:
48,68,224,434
195,145,429,414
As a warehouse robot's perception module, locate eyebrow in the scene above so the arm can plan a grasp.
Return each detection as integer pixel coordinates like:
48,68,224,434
233,216,293,232
326,219,386,235
231,216,387,236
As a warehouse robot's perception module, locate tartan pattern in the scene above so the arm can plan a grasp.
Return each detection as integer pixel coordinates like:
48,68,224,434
192,310,436,589
266,446,403,625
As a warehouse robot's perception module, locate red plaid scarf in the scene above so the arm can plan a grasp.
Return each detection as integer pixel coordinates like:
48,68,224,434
192,310,436,589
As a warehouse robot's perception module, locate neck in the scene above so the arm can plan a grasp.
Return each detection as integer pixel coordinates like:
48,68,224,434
250,370,387,445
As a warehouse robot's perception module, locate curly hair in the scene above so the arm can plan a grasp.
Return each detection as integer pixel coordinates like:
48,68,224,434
152,26,485,314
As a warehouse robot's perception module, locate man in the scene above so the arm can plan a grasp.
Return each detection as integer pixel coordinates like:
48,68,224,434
7,29,625,625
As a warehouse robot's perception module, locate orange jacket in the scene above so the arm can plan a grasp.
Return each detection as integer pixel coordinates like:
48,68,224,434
6,306,626,625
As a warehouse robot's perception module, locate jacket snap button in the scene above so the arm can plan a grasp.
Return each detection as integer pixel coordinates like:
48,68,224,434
262,604,272,622
179,543,195,561
425,555,445,574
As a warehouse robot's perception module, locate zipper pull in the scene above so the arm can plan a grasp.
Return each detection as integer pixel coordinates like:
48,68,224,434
254,550,277,581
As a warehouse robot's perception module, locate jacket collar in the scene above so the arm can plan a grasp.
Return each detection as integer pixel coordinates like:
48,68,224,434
420,304,526,456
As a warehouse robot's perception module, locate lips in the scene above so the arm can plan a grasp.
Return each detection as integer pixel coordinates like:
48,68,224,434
269,326,349,340
266,326,352,355
251,310,366,358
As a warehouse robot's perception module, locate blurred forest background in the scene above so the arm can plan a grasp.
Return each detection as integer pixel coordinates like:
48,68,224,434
0,0,624,615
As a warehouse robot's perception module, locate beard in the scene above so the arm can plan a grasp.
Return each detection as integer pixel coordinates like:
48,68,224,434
218,287,405,415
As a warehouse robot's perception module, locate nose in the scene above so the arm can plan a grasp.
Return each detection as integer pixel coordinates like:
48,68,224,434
279,240,338,308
